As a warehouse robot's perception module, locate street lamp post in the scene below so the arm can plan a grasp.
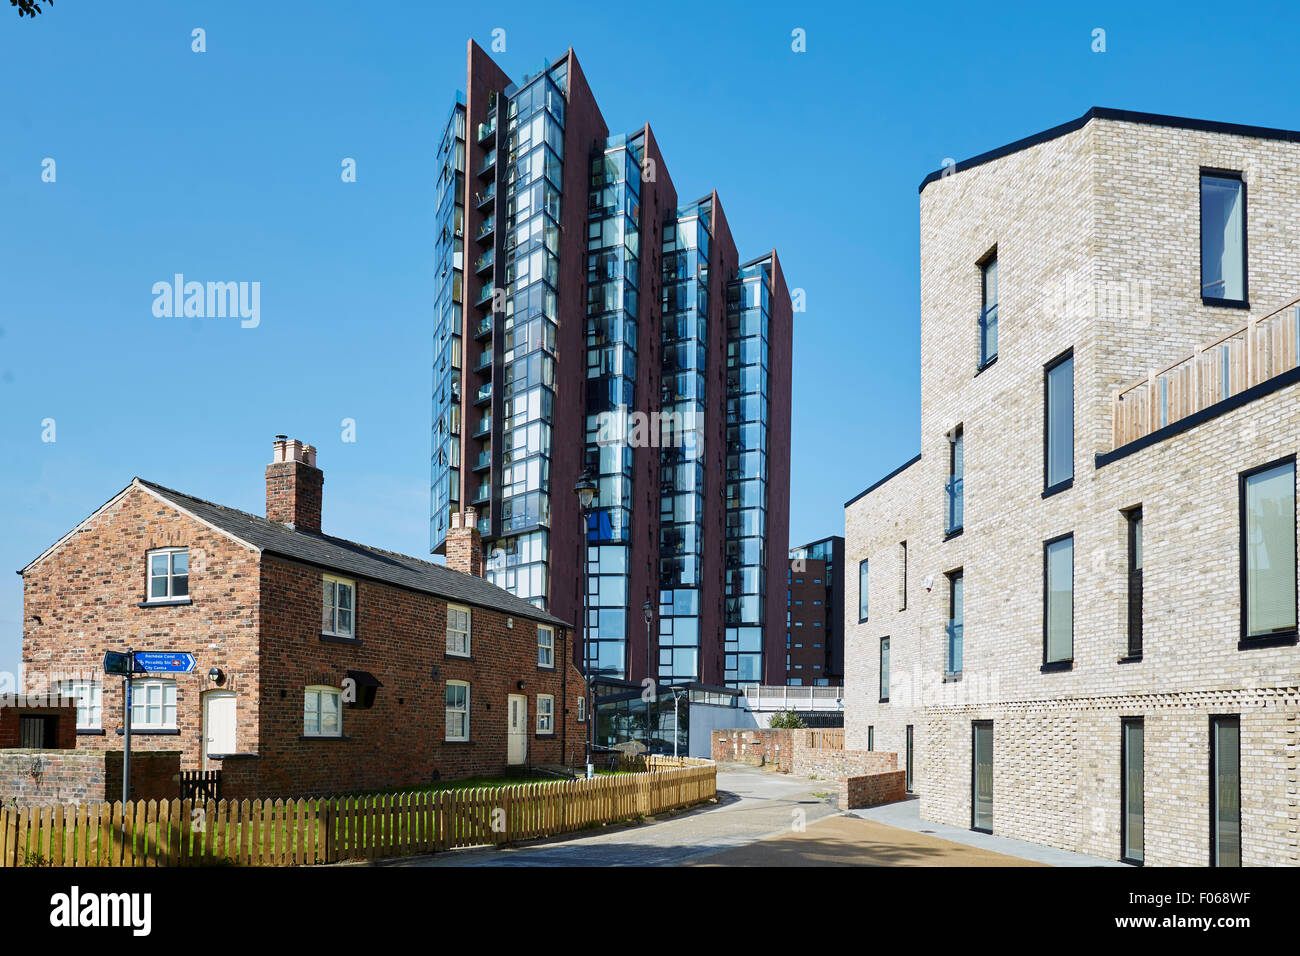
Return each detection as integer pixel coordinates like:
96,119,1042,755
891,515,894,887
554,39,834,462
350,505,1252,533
573,468,598,779
642,599,653,755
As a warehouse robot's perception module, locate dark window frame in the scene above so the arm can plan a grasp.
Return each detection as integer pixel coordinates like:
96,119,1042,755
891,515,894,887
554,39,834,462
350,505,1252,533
1043,348,1075,497
857,558,870,623
905,724,914,793
1124,507,1144,660
878,636,890,703
1042,532,1074,670
1209,714,1242,867
946,568,964,678
1199,168,1249,310
1120,716,1144,866
867,725,875,751
1237,455,1298,649
977,247,999,371
946,425,964,537
971,720,994,834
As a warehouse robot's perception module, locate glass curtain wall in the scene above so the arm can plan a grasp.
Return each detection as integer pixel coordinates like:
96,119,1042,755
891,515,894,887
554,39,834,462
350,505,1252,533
485,67,566,606
431,97,466,552
582,132,644,678
724,258,773,687
658,200,711,684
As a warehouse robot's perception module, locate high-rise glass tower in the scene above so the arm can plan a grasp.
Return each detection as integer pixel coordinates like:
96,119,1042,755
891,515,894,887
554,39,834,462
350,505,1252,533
433,42,792,688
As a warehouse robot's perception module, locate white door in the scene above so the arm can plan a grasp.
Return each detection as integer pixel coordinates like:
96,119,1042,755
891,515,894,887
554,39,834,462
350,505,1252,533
203,691,236,768
507,694,527,765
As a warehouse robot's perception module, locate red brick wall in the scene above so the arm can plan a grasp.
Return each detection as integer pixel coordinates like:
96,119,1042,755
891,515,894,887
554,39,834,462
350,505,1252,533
265,457,323,532
0,750,179,806
21,483,263,769
840,770,907,809
246,555,586,799
0,703,77,749
711,728,898,780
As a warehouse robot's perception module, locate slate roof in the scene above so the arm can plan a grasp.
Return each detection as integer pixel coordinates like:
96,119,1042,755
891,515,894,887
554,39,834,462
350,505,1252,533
135,479,570,629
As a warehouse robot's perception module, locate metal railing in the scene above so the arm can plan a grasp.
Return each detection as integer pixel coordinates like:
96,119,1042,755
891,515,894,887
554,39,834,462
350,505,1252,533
1113,295,1300,449
743,685,844,710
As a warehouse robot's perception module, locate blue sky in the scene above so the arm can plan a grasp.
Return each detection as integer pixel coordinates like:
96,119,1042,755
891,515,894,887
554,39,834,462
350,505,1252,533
2,0,1298,680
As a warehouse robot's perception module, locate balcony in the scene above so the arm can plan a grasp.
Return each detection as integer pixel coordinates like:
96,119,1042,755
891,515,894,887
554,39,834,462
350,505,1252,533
1112,295,1300,451
472,315,493,339
476,118,496,144
475,217,494,243
474,283,495,307
475,184,495,208
473,383,493,406
473,248,494,275
474,349,493,372
471,483,491,504
473,449,492,472
473,415,492,437
477,149,496,178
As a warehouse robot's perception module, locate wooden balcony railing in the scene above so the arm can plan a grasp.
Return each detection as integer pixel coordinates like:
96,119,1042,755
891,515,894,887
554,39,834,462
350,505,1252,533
1112,295,1300,450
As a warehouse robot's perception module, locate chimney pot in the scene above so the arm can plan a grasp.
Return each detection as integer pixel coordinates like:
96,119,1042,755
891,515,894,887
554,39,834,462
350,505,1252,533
266,437,323,532
445,509,484,577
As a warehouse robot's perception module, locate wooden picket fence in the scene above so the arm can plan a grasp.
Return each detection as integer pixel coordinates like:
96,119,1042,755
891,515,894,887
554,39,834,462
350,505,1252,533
0,762,716,867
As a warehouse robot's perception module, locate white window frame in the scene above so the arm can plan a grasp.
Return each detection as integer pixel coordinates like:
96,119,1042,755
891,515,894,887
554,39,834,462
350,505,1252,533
576,695,586,722
537,624,554,667
60,679,102,730
303,685,343,738
536,694,554,734
322,574,356,638
145,547,189,603
445,681,470,741
130,679,177,730
446,604,471,657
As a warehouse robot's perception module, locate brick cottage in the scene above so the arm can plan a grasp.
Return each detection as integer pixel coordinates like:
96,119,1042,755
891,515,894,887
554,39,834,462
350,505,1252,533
18,437,586,799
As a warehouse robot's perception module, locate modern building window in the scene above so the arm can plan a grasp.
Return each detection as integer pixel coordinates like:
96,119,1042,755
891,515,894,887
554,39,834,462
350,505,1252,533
1210,715,1241,866
898,541,908,611
445,681,469,741
321,574,355,638
858,559,869,621
947,570,964,676
446,604,471,656
1201,171,1247,306
1044,534,1074,666
537,624,555,667
146,547,189,602
1044,351,1074,493
1126,508,1144,658
1122,717,1144,865
879,637,890,703
972,721,993,833
946,427,964,535
536,694,554,734
979,252,998,367
1240,458,1297,644
60,680,102,730
905,724,914,792
867,726,875,751
131,679,177,730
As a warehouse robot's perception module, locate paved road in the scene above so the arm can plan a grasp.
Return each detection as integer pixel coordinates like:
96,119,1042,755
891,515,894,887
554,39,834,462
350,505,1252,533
396,763,839,867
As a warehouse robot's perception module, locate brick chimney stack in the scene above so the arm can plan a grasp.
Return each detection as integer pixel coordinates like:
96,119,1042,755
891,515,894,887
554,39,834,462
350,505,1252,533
266,436,323,533
446,508,483,577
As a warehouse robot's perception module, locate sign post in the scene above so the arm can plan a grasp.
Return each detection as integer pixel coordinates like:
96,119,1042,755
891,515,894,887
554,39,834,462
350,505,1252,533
102,649,195,811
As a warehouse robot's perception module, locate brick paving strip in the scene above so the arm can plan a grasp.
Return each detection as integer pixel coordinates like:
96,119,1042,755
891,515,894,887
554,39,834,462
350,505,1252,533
690,814,1047,867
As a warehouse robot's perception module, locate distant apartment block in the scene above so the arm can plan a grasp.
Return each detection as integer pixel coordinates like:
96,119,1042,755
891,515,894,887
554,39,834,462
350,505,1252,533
845,108,1300,865
431,42,793,688
786,536,844,685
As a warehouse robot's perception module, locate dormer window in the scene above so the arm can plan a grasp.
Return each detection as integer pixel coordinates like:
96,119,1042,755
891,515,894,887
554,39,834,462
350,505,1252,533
146,548,189,603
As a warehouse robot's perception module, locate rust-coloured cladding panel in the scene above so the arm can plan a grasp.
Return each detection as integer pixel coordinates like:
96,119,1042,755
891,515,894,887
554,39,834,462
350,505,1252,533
547,50,609,664
458,41,511,516
765,251,794,684
701,195,740,685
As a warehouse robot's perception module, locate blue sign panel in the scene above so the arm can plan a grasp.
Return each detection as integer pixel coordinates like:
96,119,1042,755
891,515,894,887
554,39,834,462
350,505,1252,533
133,651,196,673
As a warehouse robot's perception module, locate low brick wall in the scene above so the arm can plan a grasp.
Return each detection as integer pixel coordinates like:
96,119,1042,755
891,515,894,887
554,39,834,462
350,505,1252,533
792,745,895,780
840,770,907,809
711,728,793,771
0,750,180,806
